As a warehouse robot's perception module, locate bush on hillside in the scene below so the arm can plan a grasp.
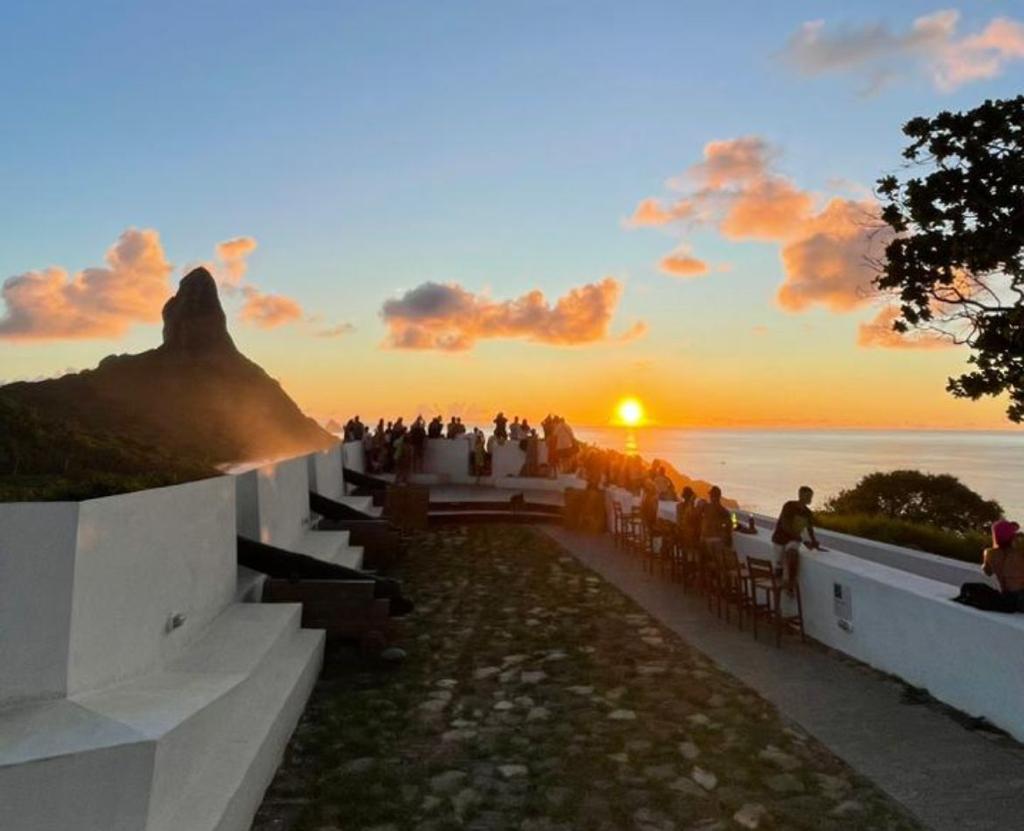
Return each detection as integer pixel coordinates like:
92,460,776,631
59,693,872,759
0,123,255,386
823,469,1002,534
815,512,988,564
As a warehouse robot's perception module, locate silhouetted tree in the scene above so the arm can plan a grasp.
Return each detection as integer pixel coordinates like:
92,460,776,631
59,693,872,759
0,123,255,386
876,96,1024,421
824,470,1002,534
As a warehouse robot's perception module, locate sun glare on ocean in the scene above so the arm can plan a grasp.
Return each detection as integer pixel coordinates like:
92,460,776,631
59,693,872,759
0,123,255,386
616,397,645,427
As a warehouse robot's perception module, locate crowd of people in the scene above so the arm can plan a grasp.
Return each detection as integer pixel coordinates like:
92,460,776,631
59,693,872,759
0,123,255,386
340,412,582,481
345,411,1024,614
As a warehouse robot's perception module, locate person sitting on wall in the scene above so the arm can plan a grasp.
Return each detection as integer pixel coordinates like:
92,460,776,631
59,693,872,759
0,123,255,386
771,486,820,594
510,416,522,441
984,520,1024,594
700,486,733,555
955,520,1024,613
428,415,443,438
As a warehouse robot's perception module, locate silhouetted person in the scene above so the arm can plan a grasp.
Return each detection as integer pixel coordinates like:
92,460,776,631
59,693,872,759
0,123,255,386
700,486,732,552
772,485,820,594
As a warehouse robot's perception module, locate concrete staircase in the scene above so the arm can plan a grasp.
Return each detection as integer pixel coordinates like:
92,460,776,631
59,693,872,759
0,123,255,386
0,477,326,831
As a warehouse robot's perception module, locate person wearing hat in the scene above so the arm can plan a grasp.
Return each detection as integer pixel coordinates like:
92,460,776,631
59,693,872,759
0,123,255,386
983,519,1024,604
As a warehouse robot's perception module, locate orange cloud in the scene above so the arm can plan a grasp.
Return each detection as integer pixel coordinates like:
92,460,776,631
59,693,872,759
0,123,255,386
629,136,892,314
857,306,953,350
782,10,1024,92
720,178,815,241
776,198,891,312
215,236,258,287
0,228,173,340
316,322,356,338
626,197,694,227
212,235,313,331
689,136,773,187
380,278,635,351
239,285,303,329
659,252,709,278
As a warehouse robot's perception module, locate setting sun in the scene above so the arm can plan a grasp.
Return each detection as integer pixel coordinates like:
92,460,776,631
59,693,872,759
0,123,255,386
616,397,645,426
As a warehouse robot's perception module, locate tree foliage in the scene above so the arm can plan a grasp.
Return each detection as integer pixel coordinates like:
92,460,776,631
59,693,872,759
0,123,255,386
876,96,1024,422
0,397,218,501
823,469,1002,534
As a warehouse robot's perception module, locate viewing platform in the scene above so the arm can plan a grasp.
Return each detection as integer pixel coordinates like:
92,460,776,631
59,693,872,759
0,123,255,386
2,438,1022,830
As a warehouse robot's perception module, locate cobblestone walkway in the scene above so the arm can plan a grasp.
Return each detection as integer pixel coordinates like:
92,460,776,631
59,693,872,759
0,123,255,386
253,525,919,831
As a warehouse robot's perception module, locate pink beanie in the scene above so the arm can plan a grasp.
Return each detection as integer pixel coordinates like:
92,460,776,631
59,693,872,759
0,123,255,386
992,519,1020,548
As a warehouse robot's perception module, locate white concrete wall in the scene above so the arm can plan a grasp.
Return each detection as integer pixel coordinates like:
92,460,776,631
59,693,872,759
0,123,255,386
0,502,79,706
0,476,236,704
67,476,237,695
235,456,312,549
308,444,344,500
341,440,366,475
424,437,474,477
490,440,523,479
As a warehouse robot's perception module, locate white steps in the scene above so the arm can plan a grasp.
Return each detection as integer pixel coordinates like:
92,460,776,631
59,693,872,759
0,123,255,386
294,529,364,570
0,603,324,831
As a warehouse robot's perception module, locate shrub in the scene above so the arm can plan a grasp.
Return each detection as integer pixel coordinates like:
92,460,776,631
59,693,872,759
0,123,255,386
816,512,988,564
823,469,1002,534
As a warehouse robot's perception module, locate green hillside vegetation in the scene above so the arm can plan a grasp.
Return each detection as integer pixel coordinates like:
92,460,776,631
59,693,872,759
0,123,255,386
0,398,219,502
817,470,1001,564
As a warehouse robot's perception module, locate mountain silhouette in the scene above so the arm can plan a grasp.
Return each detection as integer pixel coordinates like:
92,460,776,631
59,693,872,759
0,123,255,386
1,268,332,471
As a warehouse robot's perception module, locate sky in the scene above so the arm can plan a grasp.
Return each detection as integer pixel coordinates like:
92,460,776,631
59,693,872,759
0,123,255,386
2,1,1024,429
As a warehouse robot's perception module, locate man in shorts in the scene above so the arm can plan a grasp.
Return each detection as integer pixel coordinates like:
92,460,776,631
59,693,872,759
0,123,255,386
772,486,820,593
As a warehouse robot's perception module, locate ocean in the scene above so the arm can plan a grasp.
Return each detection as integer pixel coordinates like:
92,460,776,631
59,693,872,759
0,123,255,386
574,427,1024,520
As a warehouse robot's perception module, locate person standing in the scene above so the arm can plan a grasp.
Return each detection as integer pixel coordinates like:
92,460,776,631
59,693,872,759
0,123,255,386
772,486,820,593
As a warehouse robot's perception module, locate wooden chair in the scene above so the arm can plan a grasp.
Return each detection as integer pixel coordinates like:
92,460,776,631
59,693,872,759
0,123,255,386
702,542,724,617
625,509,645,557
643,518,673,576
745,556,805,647
611,501,626,548
718,547,750,630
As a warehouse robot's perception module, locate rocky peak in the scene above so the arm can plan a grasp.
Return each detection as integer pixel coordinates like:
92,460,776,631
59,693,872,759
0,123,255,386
161,267,237,355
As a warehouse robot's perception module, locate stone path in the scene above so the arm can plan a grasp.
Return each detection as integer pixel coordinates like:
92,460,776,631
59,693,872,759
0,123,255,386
253,525,918,830
543,525,1024,831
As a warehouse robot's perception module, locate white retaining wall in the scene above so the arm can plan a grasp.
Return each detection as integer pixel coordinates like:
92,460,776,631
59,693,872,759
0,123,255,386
0,476,236,704
308,444,344,500
340,438,549,482
424,436,474,476
236,456,313,548
341,440,366,475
